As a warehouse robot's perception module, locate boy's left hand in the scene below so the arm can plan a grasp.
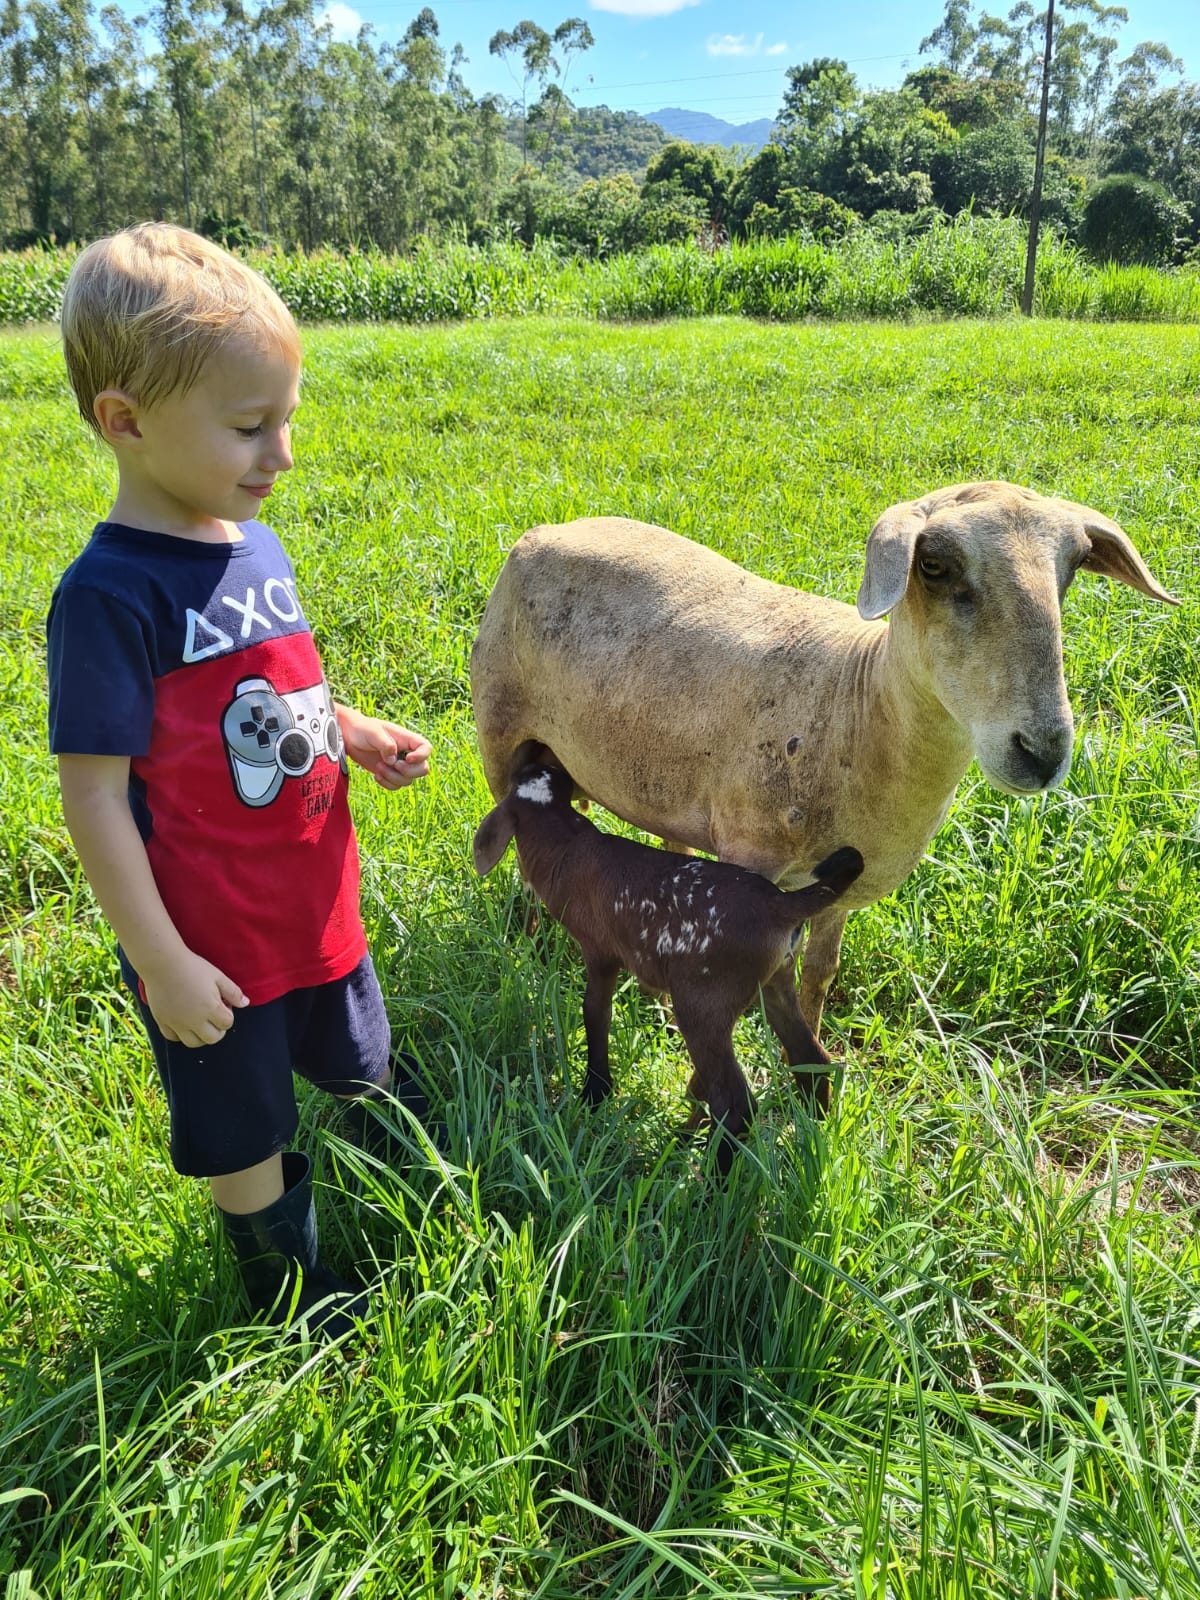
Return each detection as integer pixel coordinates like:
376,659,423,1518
336,705,431,790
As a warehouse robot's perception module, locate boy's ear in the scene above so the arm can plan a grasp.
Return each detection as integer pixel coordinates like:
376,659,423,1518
93,389,143,446
472,803,516,876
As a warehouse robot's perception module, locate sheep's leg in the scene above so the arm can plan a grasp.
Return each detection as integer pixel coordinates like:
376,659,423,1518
796,906,849,1040
580,961,620,1106
671,997,755,1175
760,959,834,1118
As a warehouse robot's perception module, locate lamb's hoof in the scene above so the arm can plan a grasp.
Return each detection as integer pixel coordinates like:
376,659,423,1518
794,1071,832,1118
579,1075,612,1109
682,1102,707,1134
710,1125,740,1177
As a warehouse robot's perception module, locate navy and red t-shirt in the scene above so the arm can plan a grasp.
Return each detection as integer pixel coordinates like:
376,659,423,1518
47,519,367,1003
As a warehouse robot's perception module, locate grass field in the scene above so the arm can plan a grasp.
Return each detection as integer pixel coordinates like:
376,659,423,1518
2,315,1199,1599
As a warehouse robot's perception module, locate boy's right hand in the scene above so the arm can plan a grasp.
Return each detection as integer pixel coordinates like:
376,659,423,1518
142,953,249,1047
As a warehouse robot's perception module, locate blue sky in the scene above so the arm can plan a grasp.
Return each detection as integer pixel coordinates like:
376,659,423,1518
314,0,1199,127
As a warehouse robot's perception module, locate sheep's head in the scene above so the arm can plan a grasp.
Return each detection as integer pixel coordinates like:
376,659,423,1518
856,481,1178,796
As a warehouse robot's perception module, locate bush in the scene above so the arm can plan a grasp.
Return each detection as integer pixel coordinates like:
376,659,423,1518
1079,174,1189,266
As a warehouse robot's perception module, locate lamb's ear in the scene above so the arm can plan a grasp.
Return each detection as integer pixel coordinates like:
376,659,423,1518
472,802,517,875
1058,501,1180,605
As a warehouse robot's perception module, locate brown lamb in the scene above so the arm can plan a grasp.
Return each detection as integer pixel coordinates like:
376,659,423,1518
473,761,864,1172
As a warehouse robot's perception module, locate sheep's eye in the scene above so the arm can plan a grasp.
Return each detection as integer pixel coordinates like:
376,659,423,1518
918,555,947,581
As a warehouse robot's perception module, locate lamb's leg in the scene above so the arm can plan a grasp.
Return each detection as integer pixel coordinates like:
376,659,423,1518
671,996,756,1176
760,956,834,1118
580,960,620,1106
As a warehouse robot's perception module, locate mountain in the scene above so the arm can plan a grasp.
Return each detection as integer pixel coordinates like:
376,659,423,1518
644,108,774,151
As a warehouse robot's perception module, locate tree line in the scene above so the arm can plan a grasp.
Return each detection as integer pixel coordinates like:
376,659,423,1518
1,0,1197,264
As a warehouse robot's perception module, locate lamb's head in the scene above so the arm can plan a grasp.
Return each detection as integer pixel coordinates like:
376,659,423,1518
472,761,578,875
856,481,1178,796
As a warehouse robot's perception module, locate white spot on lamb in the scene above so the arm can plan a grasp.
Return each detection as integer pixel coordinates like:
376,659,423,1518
516,772,554,805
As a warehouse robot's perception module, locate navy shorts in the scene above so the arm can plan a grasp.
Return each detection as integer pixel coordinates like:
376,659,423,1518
124,951,391,1178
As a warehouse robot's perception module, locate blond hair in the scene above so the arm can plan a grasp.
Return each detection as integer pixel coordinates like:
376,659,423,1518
61,222,301,434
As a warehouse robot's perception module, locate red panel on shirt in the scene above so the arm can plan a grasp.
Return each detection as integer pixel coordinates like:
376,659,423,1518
135,632,366,1004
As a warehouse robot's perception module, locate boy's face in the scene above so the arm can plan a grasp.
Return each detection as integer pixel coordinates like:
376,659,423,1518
107,336,300,539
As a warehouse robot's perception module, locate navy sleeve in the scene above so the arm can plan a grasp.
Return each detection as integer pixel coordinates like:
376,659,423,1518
47,582,156,756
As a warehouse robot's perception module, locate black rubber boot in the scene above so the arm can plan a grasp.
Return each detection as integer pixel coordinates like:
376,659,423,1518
217,1150,365,1340
339,1051,440,1167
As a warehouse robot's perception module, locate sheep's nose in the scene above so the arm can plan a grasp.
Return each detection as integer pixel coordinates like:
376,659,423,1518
1010,723,1073,788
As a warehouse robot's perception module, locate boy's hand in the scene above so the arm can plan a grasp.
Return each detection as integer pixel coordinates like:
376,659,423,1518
336,705,431,790
142,952,249,1048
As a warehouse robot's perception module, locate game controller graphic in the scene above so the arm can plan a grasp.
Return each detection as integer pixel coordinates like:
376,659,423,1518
222,676,344,808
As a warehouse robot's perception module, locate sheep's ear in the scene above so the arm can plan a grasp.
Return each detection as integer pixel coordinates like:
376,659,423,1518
1061,501,1180,605
857,502,925,620
472,803,517,875
856,483,1005,619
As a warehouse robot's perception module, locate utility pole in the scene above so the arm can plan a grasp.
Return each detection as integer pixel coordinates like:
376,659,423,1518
1021,0,1056,315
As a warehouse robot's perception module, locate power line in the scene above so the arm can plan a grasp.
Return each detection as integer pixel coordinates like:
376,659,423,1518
575,54,911,93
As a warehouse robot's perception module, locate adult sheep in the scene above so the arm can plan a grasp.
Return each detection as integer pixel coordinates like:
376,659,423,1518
470,481,1177,1108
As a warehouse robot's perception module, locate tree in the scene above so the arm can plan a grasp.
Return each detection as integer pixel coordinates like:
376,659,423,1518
642,141,732,228
775,59,858,170
490,16,592,168
151,0,219,227
919,0,977,73
727,142,788,235
904,64,1024,130
919,0,1133,151
825,88,955,217
220,0,280,237
386,8,456,246
488,19,550,162
1103,47,1194,186
531,17,592,169
0,0,86,239
931,119,1034,213
1043,0,1129,150
745,186,858,240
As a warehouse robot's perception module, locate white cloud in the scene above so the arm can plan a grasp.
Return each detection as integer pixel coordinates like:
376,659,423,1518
316,2,363,41
765,41,788,56
592,0,703,17
707,33,764,57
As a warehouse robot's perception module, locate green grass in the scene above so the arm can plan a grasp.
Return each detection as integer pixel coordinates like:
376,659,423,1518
2,316,1199,1598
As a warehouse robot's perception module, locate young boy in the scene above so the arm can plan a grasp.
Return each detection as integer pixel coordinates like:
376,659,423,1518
47,222,432,1338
